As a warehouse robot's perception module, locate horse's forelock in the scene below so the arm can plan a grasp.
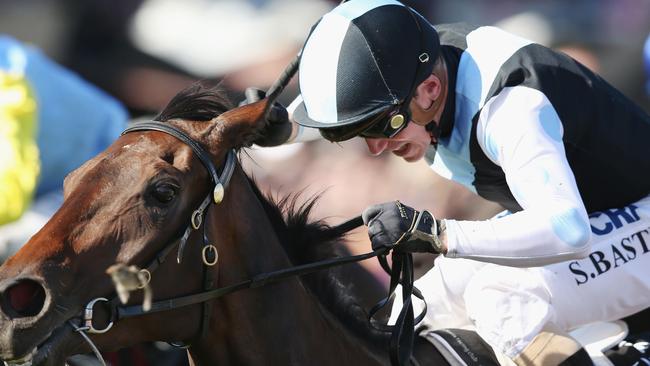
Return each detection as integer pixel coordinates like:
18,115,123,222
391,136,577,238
155,81,269,150
156,81,234,123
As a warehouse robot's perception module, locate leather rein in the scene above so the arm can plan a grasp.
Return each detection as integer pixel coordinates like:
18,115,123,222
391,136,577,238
76,120,424,366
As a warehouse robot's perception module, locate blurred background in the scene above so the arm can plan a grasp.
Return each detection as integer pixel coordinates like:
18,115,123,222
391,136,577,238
1,0,649,364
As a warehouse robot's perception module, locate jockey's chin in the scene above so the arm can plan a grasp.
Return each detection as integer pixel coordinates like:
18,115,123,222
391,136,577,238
392,145,427,162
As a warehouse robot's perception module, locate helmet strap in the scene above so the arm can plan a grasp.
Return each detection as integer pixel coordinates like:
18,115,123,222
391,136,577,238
426,119,442,139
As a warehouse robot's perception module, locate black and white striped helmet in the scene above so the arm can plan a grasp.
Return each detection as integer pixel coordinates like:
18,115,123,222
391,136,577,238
293,0,440,140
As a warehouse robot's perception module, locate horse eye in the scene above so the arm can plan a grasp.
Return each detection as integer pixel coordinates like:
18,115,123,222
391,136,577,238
151,184,177,204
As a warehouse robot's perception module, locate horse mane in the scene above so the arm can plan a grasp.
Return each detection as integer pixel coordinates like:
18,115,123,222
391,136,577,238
155,81,387,349
247,178,388,349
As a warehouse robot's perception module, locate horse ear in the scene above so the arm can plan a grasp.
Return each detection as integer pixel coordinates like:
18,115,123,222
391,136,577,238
207,98,270,150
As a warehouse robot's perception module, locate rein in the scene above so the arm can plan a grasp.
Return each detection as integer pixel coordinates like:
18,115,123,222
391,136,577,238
115,215,374,319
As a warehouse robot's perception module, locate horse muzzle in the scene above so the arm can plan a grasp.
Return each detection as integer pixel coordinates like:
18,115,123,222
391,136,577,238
0,276,55,364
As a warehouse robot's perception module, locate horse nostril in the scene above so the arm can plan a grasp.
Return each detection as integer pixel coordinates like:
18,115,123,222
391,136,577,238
1,279,47,318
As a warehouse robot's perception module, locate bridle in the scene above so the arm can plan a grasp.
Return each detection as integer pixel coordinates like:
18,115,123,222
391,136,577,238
66,121,238,365
84,121,238,335
63,120,237,365
68,118,379,346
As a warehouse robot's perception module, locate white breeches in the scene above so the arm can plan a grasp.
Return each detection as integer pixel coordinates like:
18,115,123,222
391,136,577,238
395,194,650,359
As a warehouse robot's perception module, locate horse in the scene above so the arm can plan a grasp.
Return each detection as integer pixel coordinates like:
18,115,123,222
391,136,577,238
0,82,449,366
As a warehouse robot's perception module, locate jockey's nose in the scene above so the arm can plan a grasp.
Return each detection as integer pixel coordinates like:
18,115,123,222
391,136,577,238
365,138,389,155
0,278,47,319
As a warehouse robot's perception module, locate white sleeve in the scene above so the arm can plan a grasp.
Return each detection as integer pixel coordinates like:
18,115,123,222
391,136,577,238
445,86,592,267
287,95,323,143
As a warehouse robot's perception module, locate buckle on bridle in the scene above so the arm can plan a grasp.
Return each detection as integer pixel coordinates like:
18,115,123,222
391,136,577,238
137,269,151,289
213,183,225,204
84,297,114,334
202,245,218,266
191,210,203,230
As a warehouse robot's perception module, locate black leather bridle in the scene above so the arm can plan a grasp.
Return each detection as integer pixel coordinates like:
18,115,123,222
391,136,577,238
78,120,382,330
78,121,237,339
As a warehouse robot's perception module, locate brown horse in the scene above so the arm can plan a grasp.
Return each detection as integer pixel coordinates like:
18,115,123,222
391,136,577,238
0,82,446,366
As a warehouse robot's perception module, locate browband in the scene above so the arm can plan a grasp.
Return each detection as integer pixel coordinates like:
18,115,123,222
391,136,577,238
122,121,236,202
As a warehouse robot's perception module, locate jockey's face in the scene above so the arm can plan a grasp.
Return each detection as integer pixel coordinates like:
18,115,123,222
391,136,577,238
364,121,431,162
363,87,439,163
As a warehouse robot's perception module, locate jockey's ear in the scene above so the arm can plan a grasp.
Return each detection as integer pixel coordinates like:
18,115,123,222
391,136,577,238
206,98,270,151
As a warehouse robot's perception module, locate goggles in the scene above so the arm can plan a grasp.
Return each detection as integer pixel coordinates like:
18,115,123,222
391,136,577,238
319,106,411,142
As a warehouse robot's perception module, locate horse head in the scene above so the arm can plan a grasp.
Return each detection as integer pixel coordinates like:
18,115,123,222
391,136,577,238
0,82,287,365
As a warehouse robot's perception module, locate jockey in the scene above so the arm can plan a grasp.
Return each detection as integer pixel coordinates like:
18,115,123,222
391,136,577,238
251,0,650,365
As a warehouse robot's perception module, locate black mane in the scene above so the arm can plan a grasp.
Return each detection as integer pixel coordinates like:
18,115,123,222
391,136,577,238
247,179,389,351
157,81,388,350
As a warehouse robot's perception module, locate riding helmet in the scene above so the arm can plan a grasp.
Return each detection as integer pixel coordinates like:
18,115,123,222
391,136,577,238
293,0,440,141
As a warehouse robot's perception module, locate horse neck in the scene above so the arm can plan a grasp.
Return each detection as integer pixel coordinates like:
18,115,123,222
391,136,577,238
188,168,388,366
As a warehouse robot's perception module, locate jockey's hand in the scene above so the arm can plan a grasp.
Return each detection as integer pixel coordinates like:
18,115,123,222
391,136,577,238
242,87,292,147
362,201,444,254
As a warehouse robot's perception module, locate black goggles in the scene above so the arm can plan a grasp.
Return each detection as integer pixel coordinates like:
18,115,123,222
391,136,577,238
319,106,410,142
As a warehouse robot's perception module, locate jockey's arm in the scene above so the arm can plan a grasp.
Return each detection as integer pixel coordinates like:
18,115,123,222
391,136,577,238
443,87,592,267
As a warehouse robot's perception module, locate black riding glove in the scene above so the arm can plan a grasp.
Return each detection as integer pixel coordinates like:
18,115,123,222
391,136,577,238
242,87,292,147
362,201,444,254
